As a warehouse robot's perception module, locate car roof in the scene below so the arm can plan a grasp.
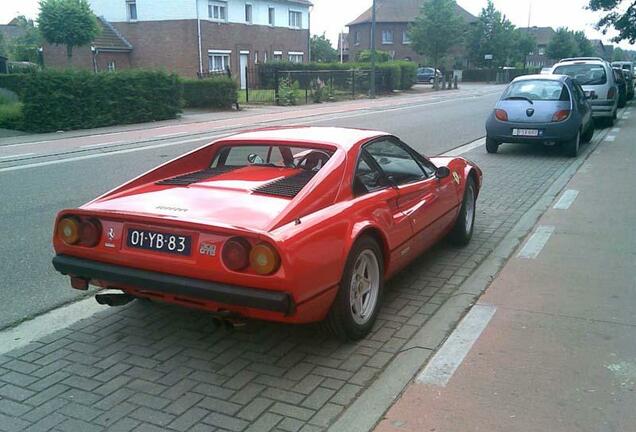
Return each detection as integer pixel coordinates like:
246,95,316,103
512,74,569,83
555,58,608,66
219,126,390,151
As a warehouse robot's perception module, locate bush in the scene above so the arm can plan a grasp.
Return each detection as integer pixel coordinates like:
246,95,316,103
19,69,182,133
0,74,29,97
395,61,417,90
182,77,237,109
0,102,24,130
375,63,402,92
356,50,392,63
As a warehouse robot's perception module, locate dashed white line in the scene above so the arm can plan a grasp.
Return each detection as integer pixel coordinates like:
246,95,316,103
416,304,497,387
80,140,126,149
553,189,579,210
0,152,35,160
517,225,555,259
605,135,616,142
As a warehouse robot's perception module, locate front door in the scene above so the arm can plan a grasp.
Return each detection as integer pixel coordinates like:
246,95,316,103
239,52,249,90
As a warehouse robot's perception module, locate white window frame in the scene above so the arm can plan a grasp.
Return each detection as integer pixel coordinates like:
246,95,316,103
289,10,302,29
538,47,545,56
273,50,283,61
268,6,275,26
208,49,231,72
208,1,227,22
254,51,259,64
354,31,360,46
382,30,393,45
107,60,116,72
288,51,303,63
264,50,268,63
126,0,137,21
402,31,411,45
245,3,252,24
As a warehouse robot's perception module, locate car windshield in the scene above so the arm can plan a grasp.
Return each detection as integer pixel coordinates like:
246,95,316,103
553,64,607,85
210,145,334,171
502,80,570,102
418,68,434,74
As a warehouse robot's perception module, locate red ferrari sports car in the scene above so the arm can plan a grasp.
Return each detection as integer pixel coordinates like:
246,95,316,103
52,127,482,340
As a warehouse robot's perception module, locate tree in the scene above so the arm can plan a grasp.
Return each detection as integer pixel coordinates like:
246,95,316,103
409,0,465,87
38,0,99,64
7,16,42,63
613,46,626,60
0,32,6,57
547,27,578,60
588,0,636,43
310,33,338,63
513,30,536,68
467,1,516,68
573,31,595,56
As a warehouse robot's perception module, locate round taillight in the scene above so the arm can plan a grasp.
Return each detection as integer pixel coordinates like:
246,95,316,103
58,217,80,245
222,237,251,271
80,219,102,247
249,243,281,275
495,109,508,121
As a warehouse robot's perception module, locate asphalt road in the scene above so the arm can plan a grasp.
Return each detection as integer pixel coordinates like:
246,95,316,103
0,87,502,329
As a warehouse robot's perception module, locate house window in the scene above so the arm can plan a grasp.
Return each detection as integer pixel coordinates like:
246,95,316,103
268,7,275,26
382,30,393,44
107,60,116,72
289,10,302,28
126,0,137,21
402,31,411,44
254,51,258,64
209,1,227,21
264,50,268,62
538,47,545,56
354,31,360,46
208,50,230,72
288,52,303,63
273,50,283,61
245,4,252,23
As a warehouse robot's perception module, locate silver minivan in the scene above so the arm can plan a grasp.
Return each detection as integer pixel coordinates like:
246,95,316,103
551,57,619,126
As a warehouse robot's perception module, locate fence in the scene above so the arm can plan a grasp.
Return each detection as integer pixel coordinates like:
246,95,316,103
240,68,387,105
462,68,541,83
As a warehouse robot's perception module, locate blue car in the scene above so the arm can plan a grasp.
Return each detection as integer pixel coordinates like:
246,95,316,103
485,74,594,157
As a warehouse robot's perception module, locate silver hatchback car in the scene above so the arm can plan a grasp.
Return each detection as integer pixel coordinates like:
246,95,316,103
552,57,619,126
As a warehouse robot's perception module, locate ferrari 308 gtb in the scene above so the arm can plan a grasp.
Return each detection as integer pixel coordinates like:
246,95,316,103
52,127,482,340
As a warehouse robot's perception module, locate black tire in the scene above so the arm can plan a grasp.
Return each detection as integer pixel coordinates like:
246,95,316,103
618,97,627,109
607,115,615,127
448,176,476,246
563,130,580,158
485,137,499,154
322,237,384,341
582,122,594,143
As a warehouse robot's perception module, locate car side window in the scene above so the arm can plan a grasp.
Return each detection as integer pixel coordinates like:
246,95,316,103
365,139,426,186
354,153,388,195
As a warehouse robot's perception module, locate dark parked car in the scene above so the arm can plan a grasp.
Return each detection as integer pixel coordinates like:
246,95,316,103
485,74,594,157
623,70,634,101
613,67,628,108
417,67,442,84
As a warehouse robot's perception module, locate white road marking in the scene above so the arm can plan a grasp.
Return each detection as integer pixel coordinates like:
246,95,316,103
611,128,621,133
517,225,555,259
623,113,631,119
79,140,126,148
442,137,486,157
0,152,35,160
155,132,188,138
0,296,109,355
605,135,616,142
416,304,497,387
553,189,579,210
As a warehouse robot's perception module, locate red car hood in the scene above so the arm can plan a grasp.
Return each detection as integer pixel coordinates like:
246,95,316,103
84,166,298,232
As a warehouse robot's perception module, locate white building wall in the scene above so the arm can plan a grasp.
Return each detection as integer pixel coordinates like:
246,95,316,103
90,0,308,29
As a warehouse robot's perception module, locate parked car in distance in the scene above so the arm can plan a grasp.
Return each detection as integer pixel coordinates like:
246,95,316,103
540,67,552,75
51,127,482,341
551,57,619,126
622,69,634,101
417,67,442,84
613,67,628,108
611,61,634,79
485,74,594,157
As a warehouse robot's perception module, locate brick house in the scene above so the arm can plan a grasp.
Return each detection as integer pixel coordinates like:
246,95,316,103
347,0,476,64
42,0,311,84
519,26,556,68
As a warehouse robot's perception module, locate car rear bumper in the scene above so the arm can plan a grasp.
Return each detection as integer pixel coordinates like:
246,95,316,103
590,100,616,117
52,254,294,315
486,118,579,144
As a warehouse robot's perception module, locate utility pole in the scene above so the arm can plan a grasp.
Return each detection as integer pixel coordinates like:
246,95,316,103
370,0,377,98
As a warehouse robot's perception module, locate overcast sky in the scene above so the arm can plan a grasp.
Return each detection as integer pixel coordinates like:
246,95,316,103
2,0,634,50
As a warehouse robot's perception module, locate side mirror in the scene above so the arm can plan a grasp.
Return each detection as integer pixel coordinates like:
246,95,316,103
435,166,451,179
385,175,398,188
247,153,264,164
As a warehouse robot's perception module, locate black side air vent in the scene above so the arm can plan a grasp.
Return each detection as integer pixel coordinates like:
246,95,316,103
252,171,317,198
156,166,239,186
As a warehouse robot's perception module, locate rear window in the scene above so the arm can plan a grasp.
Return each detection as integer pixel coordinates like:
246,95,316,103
553,64,607,85
502,80,570,102
211,145,334,171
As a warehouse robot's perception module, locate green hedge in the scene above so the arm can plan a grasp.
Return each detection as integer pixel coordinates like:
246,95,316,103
0,74,29,97
396,61,417,90
20,69,182,132
0,102,23,130
182,77,237,109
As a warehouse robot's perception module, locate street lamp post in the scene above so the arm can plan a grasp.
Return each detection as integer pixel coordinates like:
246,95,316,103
370,0,377,99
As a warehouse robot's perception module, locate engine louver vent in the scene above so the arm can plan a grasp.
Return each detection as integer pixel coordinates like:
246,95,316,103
156,166,239,186
252,171,317,198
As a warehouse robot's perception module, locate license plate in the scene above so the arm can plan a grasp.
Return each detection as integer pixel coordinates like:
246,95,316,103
127,229,192,256
512,128,540,137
